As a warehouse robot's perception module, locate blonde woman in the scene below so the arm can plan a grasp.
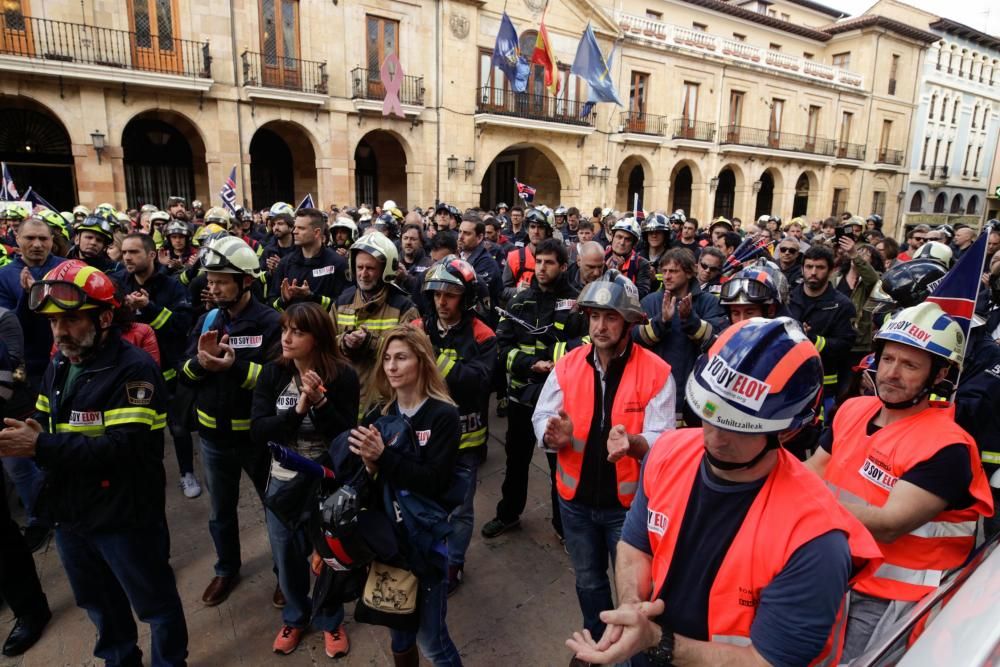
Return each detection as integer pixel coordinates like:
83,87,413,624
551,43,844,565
347,325,463,667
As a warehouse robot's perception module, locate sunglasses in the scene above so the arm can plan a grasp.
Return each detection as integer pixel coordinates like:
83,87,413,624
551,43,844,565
913,236,927,242
779,247,799,254
699,262,721,272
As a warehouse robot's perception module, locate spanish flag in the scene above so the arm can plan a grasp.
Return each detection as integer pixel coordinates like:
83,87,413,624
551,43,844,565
530,11,561,97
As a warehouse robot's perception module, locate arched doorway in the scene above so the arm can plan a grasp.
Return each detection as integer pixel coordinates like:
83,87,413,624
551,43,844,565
355,130,406,208
614,156,649,211
672,166,693,216
910,191,924,212
792,173,810,218
250,122,317,210
754,171,775,219
123,111,207,209
627,166,644,211
480,144,562,209
933,192,947,213
967,195,979,215
950,194,964,214
0,99,75,210
713,168,736,219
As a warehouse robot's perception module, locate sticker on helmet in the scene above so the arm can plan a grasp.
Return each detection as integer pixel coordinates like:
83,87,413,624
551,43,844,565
622,280,638,299
883,320,932,343
703,356,771,411
594,287,613,305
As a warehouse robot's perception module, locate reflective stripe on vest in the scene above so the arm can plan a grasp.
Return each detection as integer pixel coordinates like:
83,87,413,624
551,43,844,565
644,429,882,666
553,344,671,508
823,396,993,602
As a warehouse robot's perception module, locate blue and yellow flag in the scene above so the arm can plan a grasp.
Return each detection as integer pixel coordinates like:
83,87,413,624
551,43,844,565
571,23,623,117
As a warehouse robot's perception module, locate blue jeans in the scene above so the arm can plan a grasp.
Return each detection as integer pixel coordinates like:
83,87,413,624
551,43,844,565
1,456,43,527
389,569,463,666
199,436,268,577
265,476,343,631
55,522,188,666
558,496,626,641
448,450,482,567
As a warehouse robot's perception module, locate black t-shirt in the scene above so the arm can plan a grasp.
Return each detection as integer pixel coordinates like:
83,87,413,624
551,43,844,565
819,419,974,509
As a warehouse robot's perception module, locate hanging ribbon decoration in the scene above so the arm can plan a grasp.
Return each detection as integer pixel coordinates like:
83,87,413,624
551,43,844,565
381,54,405,118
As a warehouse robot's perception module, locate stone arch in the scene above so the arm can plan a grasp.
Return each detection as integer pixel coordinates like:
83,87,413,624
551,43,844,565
121,109,209,209
909,190,924,213
249,120,319,209
950,193,964,214
615,154,653,211
351,127,413,171
967,195,979,215
712,163,744,220
933,192,947,213
354,129,409,208
476,140,571,190
478,141,569,209
791,170,818,218
0,95,77,209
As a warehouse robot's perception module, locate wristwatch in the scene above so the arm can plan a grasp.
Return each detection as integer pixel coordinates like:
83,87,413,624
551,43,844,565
645,627,675,666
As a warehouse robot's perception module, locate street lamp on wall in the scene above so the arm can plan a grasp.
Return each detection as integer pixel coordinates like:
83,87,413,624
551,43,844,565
91,130,106,165
587,165,598,183
600,166,611,182
447,155,458,178
752,180,763,194
709,177,720,192
464,157,475,179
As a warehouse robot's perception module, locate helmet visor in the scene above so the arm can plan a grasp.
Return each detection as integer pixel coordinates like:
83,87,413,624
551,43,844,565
201,247,239,273
29,280,90,312
79,214,114,234
720,278,773,304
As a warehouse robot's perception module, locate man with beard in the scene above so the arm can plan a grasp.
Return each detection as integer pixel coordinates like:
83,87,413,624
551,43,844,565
605,219,652,299
330,216,359,256
560,206,582,245
788,245,857,417
671,218,701,256
261,210,296,276
535,271,673,644
166,196,189,222
397,222,433,308
114,233,199,498
506,205,528,247
334,232,420,416
0,260,188,665
181,237,281,606
458,215,502,320
501,208,554,303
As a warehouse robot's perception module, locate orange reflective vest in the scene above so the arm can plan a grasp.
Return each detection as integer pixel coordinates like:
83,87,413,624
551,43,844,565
553,343,671,508
824,397,993,602
644,429,882,666
507,246,535,289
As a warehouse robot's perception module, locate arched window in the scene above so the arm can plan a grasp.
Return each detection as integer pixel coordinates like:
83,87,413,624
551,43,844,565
950,194,964,214
909,190,923,212
948,46,957,74
933,192,947,213
967,195,979,215
935,42,945,71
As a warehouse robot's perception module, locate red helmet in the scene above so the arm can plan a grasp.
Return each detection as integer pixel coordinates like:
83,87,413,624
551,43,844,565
29,260,121,314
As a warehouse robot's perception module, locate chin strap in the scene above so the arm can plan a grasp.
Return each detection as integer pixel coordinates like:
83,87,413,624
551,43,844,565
704,435,780,471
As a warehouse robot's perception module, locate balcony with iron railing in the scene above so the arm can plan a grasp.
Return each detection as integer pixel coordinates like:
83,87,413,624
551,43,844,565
241,50,327,95
475,86,595,130
0,14,211,86
875,148,905,166
836,142,866,160
672,118,716,141
720,125,836,156
351,67,425,107
614,12,865,90
618,111,666,136
929,165,949,180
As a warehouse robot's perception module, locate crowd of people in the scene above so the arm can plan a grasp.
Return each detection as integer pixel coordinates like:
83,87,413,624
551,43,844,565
0,195,997,667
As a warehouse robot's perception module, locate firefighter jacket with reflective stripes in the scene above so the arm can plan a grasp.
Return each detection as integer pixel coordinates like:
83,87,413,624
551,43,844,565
32,334,170,533
412,313,497,452
501,245,535,304
645,428,882,666
955,322,1000,476
553,342,670,509
269,246,348,311
181,298,281,442
787,283,857,391
111,266,193,385
825,397,994,602
335,283,420,415
496,274,587,407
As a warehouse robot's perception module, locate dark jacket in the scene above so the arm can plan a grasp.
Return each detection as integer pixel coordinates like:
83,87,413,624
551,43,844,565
270,246,348,311
260,239,296,270
956,315,1000,476
181,298,282,443
780,261,804,287
67,246,121,274
606,248,652,299
0,254,65,379
32,334,168,532
414,313,497,452
112,265,193,384
635,280,728,422
788,283,858,386
251,362,359,447
465,242,503,314
496,274,587,406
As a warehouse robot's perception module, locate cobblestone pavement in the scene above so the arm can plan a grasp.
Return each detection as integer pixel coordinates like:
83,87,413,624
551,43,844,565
1,411,591,666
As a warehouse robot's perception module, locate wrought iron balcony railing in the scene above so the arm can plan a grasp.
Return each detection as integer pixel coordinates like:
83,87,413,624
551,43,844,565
876,148,905,166
836,142,866,160
618,111,666,136
476,86,595,127
720,125,836,156
241,50,327,94
672,118,716,141
0,15,210,78
351,67,424,106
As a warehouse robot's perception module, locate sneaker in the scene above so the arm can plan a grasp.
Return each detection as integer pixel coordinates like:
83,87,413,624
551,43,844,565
496,397,508,418
179,473,202,499
447,565,463,597
324,625,350,659
481,516,519,539
22,526,51,554
272,625,304,655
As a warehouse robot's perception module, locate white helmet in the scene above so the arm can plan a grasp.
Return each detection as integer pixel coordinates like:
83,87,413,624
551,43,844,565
913,241,953,266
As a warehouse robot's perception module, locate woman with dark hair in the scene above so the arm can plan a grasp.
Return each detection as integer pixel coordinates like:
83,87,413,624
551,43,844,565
251,302,360,658
347,325,463,666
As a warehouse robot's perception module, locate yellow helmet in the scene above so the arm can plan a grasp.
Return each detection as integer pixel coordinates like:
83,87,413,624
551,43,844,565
204,207,231,226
